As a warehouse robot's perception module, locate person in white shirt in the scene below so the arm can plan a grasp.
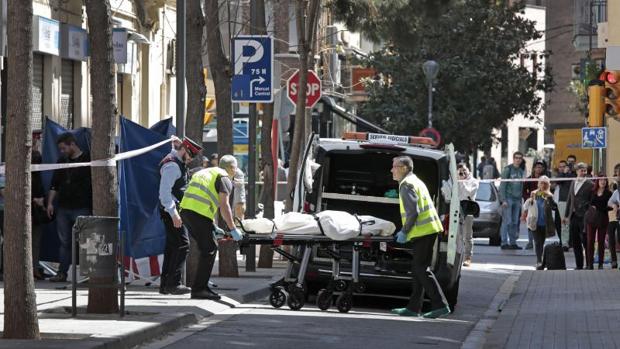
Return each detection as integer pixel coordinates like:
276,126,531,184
457,164,479,267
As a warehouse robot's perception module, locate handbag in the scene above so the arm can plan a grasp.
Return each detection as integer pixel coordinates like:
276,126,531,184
584,206,599,228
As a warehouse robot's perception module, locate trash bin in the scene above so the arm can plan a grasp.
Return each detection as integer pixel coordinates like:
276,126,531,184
73,216,119,279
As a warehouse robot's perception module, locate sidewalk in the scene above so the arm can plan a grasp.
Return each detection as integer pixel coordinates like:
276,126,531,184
484,269,620,348
0,260,286,349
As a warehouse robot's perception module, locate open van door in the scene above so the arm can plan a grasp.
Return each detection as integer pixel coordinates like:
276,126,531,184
445,144,462,267
292,133,317,212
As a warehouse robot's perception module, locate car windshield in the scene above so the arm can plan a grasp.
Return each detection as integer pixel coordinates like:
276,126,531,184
476,182,496,202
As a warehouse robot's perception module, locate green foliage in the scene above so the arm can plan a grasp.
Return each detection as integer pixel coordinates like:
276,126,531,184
331,0,554,150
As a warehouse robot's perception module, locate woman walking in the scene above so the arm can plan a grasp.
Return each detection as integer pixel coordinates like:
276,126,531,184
457,164,479,267
522,176,558,269
586,174,613,269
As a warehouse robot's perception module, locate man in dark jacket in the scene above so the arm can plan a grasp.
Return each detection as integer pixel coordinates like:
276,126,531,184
47,133,92,282
563,162,593,269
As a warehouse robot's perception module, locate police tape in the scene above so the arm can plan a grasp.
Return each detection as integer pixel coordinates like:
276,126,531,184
29,136,179,172
460,176,618,183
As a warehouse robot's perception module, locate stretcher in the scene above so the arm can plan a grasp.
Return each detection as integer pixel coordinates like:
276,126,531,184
239,220,395,313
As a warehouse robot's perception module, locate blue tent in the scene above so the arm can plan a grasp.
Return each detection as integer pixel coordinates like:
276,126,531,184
39,117,174,261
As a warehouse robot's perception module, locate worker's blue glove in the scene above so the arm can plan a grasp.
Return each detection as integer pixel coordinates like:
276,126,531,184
395,231,408,244
229,228,243,241
213,226,226,239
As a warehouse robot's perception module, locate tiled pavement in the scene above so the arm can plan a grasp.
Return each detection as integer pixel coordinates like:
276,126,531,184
484,270,620,348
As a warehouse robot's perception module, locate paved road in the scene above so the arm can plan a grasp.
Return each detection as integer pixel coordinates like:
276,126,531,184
141,232,551,349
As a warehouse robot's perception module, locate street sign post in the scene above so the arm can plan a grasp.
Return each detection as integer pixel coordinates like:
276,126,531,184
582,127,607,148
231,36,274,103
287,69,322,109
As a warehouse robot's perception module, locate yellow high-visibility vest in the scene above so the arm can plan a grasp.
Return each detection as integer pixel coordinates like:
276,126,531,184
399,173,444,241
180,167,229,220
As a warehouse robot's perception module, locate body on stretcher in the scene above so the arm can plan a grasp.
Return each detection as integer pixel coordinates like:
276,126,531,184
237,211,397,313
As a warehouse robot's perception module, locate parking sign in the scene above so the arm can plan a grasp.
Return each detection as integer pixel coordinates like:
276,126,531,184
231,36,274,103
581,127,607,149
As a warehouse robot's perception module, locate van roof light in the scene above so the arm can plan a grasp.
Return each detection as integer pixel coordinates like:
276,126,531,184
341,132,437,148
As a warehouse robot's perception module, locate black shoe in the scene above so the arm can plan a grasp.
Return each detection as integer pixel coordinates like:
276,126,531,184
191,288,221,300
525,242,533,250
168,285,192,295
501,245,510,250
510,244,522,250
49,272,67,282
159,287,169,295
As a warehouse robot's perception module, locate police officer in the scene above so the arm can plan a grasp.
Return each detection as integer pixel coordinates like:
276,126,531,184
158,137,202,295
180,154,243,300
390,156,450,318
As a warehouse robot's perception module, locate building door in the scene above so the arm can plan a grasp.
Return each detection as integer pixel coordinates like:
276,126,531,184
60,59,74,129
32,53,44,130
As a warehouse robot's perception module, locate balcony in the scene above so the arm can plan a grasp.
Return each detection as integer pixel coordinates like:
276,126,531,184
573,0,607,51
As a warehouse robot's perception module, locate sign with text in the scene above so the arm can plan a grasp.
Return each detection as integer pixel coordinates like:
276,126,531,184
287,69,321,109
33,16,60,56
231,35,274,103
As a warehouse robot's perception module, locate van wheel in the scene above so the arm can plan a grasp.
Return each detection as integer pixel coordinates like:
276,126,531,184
445,277,460,312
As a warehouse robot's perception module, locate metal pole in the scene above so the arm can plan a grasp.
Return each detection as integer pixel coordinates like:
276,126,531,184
245,1,258,272
589,0,593,59
176,0,186,137
427,80,433,128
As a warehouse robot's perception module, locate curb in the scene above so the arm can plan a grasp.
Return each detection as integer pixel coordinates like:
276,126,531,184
461,272,521,349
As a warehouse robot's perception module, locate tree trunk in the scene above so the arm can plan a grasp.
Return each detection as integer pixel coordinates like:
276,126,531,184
285,0,310,212
85,0,119,314
205,0,233,156
257,0,275,268
3,0,40,339
205,0,236,276
185,0,206,144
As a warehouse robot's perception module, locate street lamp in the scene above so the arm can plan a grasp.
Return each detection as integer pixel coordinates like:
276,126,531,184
422,60,439,129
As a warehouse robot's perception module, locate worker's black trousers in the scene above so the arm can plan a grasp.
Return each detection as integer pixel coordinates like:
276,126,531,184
180,209,218,292
160,209,190,289
405,233,449,313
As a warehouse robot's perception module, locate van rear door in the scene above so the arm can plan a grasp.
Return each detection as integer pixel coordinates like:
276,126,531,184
445,143,462,268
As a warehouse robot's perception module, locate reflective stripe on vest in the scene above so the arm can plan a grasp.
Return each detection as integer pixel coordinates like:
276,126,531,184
180,167,229,220
399,174,444,241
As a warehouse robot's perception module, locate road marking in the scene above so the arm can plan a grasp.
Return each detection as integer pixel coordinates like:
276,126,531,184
461,273,520,349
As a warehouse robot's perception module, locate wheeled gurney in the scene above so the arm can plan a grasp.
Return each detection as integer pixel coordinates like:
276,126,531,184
239,230,395,313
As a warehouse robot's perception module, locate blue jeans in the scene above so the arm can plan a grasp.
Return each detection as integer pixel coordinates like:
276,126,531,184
56,207,91,273
501,198,521,246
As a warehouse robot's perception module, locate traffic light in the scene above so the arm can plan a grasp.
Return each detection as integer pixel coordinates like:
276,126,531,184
588,82,604,127
604,70,620,117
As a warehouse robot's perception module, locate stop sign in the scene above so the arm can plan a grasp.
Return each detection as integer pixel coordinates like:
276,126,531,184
287,69,322,108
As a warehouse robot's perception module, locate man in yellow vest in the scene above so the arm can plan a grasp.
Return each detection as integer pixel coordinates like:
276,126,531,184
390,156,450,318
180,154,243,300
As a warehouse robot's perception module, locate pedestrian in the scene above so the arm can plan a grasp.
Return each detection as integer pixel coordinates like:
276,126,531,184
499,151,526,250
563,162,594,270
457,163,479,267
608,165,620,269
554,160,575,250
158,137,202,295
208,153,219,168
46,133,92,282
585,173,612,269
477,156,487,178
522,160,546,250
390,156,450,318
521,176,559,269
232,167,246,220
483,157,500,180
566,155,577,175
180,154,243,300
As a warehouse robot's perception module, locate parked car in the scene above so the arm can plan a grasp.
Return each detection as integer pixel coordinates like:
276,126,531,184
473,181,502,246
292,132,474,311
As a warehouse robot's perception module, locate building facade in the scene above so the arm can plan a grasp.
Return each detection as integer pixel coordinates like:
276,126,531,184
0,0,179,158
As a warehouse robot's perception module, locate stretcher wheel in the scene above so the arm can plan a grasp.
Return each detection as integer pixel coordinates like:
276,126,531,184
334,280,347,292
269,289,286,308
287,288,305,311
316,289,332,311
336,294,352,313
